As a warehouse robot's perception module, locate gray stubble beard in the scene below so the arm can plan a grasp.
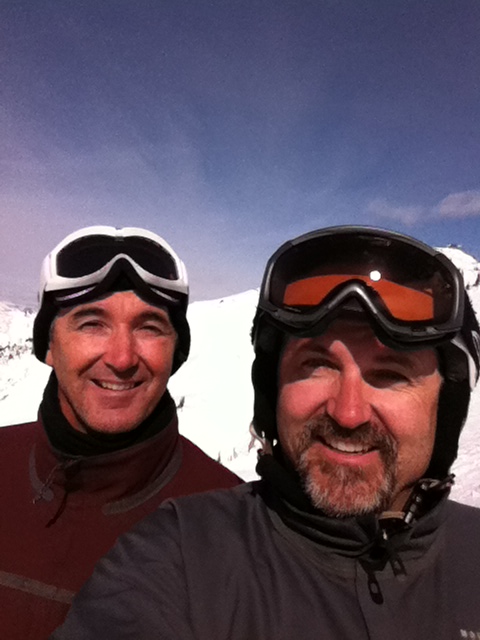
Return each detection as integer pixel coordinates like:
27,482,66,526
294,416,398,518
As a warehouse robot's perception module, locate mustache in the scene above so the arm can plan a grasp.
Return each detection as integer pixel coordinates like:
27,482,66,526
299,414,397,455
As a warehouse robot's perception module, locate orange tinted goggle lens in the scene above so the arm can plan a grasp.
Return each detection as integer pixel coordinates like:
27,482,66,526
284,274,434,322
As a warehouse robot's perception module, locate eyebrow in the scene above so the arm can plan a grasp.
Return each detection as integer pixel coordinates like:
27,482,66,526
136,310,172,325
369,351,430,369
290,342,330,359
295,342,328,354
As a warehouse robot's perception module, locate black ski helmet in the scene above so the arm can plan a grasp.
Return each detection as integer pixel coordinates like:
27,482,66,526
251,226,480,480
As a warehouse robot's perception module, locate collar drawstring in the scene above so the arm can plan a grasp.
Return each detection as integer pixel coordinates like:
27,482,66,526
32,457,80,528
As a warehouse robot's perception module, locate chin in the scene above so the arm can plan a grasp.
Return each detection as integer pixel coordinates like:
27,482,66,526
82,417,143,436
94,427,137,435
300,459,395,518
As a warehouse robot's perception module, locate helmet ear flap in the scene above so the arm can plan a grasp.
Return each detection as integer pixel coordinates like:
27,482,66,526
460,293,480,386
426,378,470,480
168,308,190,374
33,294,57,362
251,315,286,442
251,355,277,441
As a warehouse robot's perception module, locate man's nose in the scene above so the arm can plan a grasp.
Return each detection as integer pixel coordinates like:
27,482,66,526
325,369,372,429
103,328,139,373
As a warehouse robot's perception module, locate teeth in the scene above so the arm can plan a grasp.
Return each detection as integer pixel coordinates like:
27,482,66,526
326,438,371,454
97,381,136,391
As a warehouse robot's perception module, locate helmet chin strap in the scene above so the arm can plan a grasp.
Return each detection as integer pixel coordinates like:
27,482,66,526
400,475,455,526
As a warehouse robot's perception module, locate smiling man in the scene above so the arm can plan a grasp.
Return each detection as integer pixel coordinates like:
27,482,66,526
53,227,480,640
0,226,241,640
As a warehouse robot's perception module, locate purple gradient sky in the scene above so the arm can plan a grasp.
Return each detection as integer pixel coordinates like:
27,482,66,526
2,0,480,307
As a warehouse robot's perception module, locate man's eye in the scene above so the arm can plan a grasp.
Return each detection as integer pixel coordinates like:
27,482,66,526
367,370,409,388
301,358,336,374
77,320,102,330
144,325,161,333
140,324,169,335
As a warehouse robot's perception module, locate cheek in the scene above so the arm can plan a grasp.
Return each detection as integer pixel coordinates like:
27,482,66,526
142,339,176,378
277,380,329,423
277,380,330,453
45,341,66,371
57,343,89,368
408,396,438,457
378,383,440,451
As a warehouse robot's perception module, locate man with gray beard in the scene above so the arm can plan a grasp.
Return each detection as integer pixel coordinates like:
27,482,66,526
53,227,480,640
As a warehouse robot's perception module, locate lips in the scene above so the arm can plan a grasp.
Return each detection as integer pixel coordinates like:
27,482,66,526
94,380,140,391
321,436,376,455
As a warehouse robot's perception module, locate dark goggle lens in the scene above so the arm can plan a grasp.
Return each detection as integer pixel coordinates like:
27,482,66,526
56,235,179,280
267,233,456,325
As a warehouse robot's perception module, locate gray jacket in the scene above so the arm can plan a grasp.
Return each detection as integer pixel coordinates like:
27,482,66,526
52,481,480,639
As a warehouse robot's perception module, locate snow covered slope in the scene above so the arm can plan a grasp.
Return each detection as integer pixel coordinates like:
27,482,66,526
1,247,480,504
0,302,38,405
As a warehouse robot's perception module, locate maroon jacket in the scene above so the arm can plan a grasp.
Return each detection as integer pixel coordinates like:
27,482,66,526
0,414,241,639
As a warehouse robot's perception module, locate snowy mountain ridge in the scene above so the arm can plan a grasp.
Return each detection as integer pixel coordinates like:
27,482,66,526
440,245,480,288
0,301,35,351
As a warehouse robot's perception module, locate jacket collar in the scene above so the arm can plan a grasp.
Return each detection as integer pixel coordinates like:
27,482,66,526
256,451,449,563
30,382,182,512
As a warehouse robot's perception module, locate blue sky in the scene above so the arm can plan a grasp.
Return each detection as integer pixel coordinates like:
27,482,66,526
2,0,480,306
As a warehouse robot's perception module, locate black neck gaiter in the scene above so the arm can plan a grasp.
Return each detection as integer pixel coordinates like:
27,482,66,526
40,373,176,457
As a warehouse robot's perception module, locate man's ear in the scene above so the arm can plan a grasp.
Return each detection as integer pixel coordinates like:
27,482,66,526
45,319,57,367
45,349,53,367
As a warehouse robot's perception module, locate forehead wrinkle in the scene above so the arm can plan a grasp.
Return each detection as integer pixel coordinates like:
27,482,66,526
371,347,439,366
283,333,438,367
280,337,325,361
63,305,171,324
374,351,420,365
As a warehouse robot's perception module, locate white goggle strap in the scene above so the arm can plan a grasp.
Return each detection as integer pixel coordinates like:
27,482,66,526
450,334,479,391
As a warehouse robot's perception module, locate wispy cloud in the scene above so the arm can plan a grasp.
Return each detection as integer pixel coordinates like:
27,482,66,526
368,190,480,226
437,191,480,218
367,198,426,226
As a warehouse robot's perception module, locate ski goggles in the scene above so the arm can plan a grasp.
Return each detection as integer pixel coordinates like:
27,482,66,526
39,226,188,307
258,226,465,345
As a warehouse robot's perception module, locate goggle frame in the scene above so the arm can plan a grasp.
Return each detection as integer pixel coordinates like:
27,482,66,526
39,226,188,307
257,226,465,347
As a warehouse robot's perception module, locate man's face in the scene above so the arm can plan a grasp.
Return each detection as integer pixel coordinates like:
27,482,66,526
46,291,177,435
276,318,442,516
